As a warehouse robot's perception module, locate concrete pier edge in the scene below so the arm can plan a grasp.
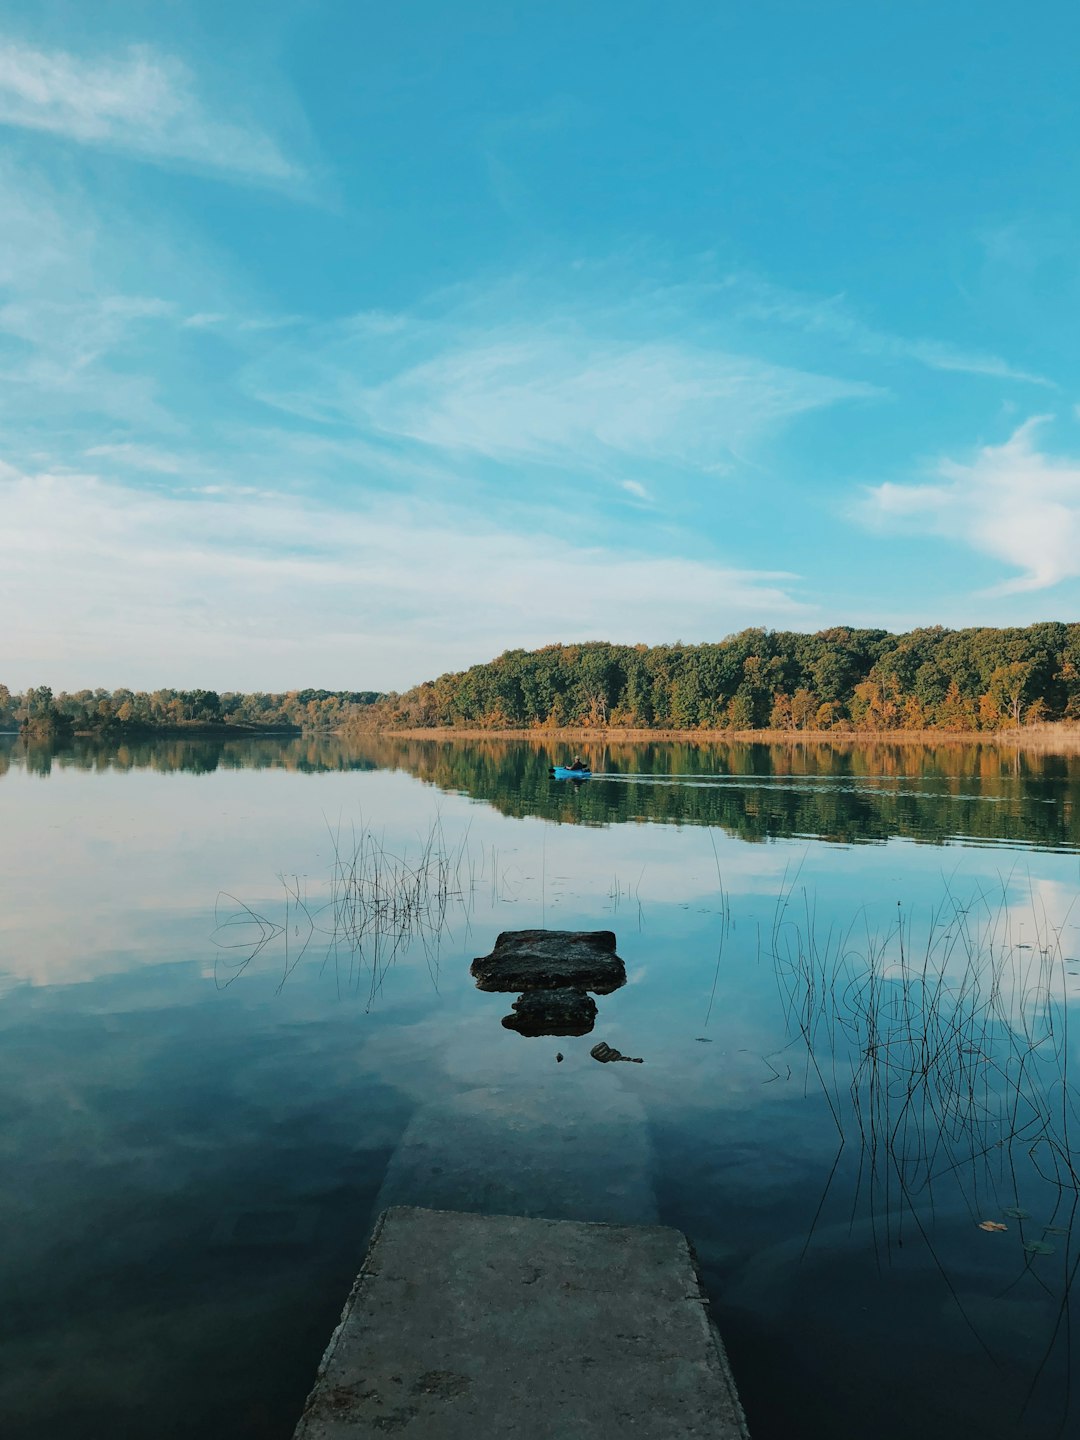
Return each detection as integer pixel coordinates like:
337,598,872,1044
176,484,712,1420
293,1205,750,1439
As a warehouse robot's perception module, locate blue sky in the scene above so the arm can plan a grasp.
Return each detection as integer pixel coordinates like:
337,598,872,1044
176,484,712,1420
3,0,1080,691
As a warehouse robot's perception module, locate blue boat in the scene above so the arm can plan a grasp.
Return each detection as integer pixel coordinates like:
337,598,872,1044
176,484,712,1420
551,765,592,780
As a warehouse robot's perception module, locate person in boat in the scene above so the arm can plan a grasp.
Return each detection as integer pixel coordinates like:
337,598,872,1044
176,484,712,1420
567,755,589,772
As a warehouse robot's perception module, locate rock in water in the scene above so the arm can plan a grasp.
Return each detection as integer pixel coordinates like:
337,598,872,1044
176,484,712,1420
471,929,626,994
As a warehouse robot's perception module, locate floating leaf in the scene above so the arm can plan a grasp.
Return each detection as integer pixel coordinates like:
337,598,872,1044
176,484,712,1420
1023,1241,1055,1256
978,1221,1008,1232
1002,1207,1031,1219
1044,1225,1069,1236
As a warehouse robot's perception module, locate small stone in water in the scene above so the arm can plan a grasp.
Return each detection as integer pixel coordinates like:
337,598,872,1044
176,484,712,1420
591,1040,644,1064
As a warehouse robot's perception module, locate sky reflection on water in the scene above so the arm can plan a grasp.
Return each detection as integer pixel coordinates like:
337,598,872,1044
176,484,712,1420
1,734,1079,1439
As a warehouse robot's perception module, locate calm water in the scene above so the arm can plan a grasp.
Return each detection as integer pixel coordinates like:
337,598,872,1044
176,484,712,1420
2,732,1080,1439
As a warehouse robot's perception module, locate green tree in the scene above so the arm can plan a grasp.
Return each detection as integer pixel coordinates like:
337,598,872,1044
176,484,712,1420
987,662,1033,727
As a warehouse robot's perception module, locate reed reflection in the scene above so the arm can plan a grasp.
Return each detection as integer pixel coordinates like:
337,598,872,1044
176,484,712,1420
760,876,1080,1434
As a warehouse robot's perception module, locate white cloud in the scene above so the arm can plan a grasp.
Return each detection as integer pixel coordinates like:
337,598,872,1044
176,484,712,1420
0,36,298,181
860,417,1080,592
620,480,651,501
0,462,811,690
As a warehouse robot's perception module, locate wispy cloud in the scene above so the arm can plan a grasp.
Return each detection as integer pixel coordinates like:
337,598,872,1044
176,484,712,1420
859,417,1080,592
364,336,875,466
0,461,811,690
0,36,299,182
0,293,176,358
84,443,187,475
182,311,303,333
249,301,881,475
0,154,293,456
620,479,652,501
0,287,181,437
735,279,1053,387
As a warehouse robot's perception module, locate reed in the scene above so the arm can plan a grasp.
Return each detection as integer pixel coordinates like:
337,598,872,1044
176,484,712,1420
213,816,493,1003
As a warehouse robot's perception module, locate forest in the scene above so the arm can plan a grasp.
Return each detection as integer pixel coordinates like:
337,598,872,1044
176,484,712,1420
360,623,1080,733
0,685,382,738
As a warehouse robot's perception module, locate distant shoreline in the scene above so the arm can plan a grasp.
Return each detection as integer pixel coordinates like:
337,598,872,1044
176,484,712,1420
375,723,1080,751
6,724,303,740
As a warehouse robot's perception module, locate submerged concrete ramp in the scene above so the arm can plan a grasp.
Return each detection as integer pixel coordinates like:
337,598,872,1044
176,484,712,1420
374,1078,657,1225
293,1205,749,1439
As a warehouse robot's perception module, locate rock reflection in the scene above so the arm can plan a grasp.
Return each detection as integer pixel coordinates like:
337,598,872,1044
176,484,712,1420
502,988,597,1037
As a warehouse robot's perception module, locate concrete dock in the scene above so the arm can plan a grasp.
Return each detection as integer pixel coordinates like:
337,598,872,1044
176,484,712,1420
292,1205,749,1439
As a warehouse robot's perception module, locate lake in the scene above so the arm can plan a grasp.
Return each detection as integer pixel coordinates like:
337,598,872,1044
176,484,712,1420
2,731,1079,1439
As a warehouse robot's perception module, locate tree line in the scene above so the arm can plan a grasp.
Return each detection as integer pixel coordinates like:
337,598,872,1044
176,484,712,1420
10,622,1080,740
357,623,1080,733
0,685,382,738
